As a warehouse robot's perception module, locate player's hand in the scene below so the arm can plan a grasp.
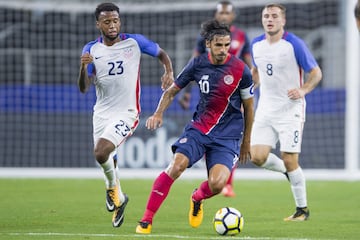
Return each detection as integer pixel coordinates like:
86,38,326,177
161,72,174,91
239,141,251,164
146,113,163,130
80,53,93,66
288,88,305,100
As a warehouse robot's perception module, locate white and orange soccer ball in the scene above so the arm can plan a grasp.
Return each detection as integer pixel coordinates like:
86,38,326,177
213,207,244,236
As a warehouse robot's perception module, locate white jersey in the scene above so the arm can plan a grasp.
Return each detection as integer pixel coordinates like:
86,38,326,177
82,33,160,119
251,32,318,122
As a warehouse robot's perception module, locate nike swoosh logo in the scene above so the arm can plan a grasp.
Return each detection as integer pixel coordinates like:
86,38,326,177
153,190,164,196
106,201,115,211
95,56,103,59
113,214,124,227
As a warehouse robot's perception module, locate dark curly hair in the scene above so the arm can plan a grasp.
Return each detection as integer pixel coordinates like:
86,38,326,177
95,2,120,20
200,19,231,42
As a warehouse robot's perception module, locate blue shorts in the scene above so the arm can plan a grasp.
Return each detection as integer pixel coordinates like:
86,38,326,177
171,127,239,172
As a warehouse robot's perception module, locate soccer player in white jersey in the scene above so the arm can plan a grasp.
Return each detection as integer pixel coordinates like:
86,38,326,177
77,2,173,228
250,3,322,221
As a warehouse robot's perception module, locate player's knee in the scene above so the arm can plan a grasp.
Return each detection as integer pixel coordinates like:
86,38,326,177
166,164,185,180
94,148,108,164
208,177,227,194
251,157,264,166
209,180,225,194
166,156,188,179
250,149,267,166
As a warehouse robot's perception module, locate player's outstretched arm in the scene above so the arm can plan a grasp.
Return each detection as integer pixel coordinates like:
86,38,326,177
78,53,93,93
239,97,254,164
157,48,174,91
146,83,180,130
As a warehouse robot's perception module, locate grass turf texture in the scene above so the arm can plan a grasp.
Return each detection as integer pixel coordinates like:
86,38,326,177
0,179,359,240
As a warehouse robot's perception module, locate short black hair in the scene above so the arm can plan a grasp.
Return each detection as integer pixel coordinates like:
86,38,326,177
217,0,233,8
200,19,231,41
95,2,120,21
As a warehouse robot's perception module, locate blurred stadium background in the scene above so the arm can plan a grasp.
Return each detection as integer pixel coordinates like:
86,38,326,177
0,0,359,179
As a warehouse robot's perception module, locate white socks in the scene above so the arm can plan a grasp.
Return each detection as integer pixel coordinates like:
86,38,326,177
261,153,286,173
115,163,125,203
261,154,307,208
101,154,125,203
288,167,307,208
101,157,117,188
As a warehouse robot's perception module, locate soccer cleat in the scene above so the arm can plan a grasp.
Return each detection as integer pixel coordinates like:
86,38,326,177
106,184,121,212
189,191,204,228
106,189,116,212
136,221,152,234
284,207,310,221
106,155,120,212
112,194,129,227
221,184,236,197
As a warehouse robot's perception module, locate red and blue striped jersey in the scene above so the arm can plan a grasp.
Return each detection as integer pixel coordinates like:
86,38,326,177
175,53,253,139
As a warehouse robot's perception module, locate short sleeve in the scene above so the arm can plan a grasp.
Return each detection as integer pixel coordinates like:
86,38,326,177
81,41,96,77
286,33,318,73
175,58,196,89
124,33,160,57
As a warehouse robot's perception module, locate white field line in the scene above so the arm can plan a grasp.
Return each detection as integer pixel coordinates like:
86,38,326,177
1,232,317,240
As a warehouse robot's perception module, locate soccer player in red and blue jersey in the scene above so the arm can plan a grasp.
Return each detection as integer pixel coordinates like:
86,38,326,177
179,1,252,197
136,19,254,234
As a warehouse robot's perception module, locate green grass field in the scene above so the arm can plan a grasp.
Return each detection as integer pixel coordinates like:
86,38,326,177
0,178,359,240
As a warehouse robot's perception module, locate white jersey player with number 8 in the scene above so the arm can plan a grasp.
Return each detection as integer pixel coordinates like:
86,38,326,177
77,2,173,228
250,3,322,221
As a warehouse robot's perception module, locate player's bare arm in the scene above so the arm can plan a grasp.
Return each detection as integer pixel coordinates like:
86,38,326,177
146,83,180,130
78,52,93,93
244,54,253,69
239,97,254,164
251,67,260,89
287,66,322,100
157,48,174,91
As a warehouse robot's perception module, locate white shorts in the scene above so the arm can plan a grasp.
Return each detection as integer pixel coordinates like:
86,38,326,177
93,112,139,147
251,119,304,153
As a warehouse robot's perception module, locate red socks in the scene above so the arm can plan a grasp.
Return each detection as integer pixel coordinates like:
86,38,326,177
141,172,174,224
141,173,219,223
226,163,237,185
192,180,215,202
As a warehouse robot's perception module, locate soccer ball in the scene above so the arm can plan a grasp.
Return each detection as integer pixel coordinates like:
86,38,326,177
213,207,244,236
